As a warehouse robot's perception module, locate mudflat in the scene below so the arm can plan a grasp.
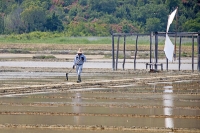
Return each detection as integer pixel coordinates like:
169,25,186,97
0,43,200,133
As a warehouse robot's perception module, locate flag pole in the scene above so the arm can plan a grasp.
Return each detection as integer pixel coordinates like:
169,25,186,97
174,7,178,61
166,15,170,71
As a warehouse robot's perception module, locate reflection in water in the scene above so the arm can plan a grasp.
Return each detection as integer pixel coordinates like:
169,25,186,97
163,86,174,128
72,93,82,125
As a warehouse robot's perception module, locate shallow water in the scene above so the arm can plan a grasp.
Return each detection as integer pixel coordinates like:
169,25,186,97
0,129,152,133
0,114,199,128
0,72,199,133
0,60,198,70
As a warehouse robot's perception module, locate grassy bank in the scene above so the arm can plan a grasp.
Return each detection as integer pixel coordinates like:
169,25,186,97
0,32,197,57
0,35,153,45
0,35,196,46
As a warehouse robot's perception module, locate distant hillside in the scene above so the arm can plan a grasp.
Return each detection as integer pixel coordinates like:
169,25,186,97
0,0,199,36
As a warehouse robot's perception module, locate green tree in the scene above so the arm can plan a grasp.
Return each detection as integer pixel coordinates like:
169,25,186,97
117,20,138,33
178,14,186,31
0,0,16,14
63,0,74,6
89,0,116,14
137,0,148,6
21,0,50,9
148,0,165,4
145,18,161,32
115,5,128,19
165,0,180,11
0,15,4,34
21,6,46,32
78,0,88,6
66,21,85,36
4,7,24,34
50,6,66,21
118,0,137,5
135,3,168,31
45,12,64,32
182,12,200,32
68,6,78,19
101,14,119,24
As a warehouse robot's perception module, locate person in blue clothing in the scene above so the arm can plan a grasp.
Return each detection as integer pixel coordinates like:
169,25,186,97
73,48,86,83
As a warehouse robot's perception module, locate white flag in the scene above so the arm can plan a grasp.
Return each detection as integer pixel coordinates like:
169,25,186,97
166,8,177,33
164,34,174,62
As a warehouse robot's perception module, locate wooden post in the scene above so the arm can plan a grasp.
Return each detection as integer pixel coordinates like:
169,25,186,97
134,35,138,70
150,32,152,69
166,58,168,71
192,35,194,72
112,34,115,71
174,31,177,61
198,32,200,71
116,36,120,70
122,36,126,70
179,36,182,71
155,32,158,70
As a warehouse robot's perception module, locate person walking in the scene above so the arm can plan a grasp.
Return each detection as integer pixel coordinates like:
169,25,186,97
73,48,86,83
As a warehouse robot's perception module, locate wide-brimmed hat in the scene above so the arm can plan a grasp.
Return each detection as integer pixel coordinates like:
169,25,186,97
77,48,82,54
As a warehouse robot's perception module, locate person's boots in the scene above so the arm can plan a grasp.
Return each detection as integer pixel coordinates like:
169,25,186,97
77,75,81,83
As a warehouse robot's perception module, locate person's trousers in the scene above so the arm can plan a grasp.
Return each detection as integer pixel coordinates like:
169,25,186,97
76,65,83,76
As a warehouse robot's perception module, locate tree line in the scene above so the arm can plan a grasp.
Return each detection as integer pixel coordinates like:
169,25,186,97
0,0,199,36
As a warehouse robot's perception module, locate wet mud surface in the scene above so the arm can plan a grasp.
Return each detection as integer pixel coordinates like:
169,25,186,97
0,60,200,132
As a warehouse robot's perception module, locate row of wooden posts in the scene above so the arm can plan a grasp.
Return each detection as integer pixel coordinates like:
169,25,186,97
111,32,200,72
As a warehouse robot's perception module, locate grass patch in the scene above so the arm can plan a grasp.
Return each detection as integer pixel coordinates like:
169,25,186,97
9,49,30,54
0,33,113,44
1,36,112,44
0,32,151,45
33,55,56,59
104,54,112,59
0,32,197,47
0,49,30,54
